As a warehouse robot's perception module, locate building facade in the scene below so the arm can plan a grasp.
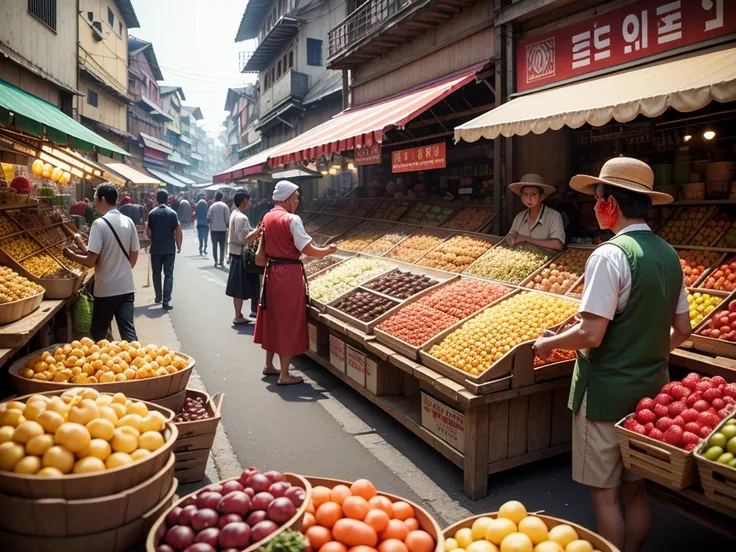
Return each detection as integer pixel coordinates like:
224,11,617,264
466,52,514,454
223,85,260,167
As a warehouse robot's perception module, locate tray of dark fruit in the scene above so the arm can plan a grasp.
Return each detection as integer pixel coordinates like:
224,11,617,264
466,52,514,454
363,269,438,299
326,289,400,333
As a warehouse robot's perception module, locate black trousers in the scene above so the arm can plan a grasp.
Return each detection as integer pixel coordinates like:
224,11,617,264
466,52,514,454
91,293,137,342
211,230,226,265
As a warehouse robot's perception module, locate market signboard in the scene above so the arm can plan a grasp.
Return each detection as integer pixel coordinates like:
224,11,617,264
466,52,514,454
517,0,736,93
355,143,381,166
346,345,367,387
421,391,465,452
392,143,447,173
329,335,346,373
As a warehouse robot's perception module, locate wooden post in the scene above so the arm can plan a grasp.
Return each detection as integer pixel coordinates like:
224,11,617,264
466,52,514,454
463,403,490,499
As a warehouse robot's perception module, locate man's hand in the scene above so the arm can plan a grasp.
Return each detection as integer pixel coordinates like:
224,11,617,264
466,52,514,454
327,244,338,254
533,335,552,360
507,232,519,247
63,247,73,260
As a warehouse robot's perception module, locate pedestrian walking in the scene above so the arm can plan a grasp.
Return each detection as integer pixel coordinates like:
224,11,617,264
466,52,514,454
63,183,140,342
119,194,145,225
533,157,691,552
208,191,230,267
146,190,182,310
177,197,192,227
254,181,336,385
195,194,209,256
226,190,263,324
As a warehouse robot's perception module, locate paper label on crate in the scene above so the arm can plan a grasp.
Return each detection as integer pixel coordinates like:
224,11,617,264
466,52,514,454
346,346,366,386
329,335,346,372
365,357,378,394
421,392,465,452
308,323,318,352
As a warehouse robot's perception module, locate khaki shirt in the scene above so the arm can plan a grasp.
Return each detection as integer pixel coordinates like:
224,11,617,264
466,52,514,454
509,205,565,243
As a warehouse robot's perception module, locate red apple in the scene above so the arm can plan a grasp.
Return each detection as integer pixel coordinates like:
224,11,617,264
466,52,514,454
686,392,703,407
664,425,683,446
636,409,657,425
636,397,656,413
655,393,673,406
654,404,670,418
656,417,675,432
698,425,714,438
692,400,710,412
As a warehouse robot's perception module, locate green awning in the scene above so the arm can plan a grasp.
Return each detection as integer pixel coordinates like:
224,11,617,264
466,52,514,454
0,79,128,157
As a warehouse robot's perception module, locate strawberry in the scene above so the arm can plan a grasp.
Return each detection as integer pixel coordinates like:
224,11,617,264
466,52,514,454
684,422,701,433
644,422,654,433
724,383,736,399
681,408,700,423
682,373,701,390
656,417,675,432
686,392,703,407
685,443,697,452
718,407,732,420
692,400,710,412
673,415,685,427
711,375,727,387
664,425,683,446
696,380,713,393
648,428,664,441
698,425,714,438
632,423,647,435
712,398,725,411
669,384,690,400
636,409,657,425
654,403,670,418
682,431,700,446
703,387,722,402
655,393,673,406
698,411,720,428
661,382,676,394
624,417,637,430
724,396,736,406
636,397,656,413
668,401,687,417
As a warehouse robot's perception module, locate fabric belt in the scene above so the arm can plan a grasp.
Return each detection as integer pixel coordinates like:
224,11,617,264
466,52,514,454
260,257,308,311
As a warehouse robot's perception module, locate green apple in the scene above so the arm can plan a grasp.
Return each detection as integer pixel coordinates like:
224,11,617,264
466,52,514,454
722,425,736,440
729,458,736,468
717,452,735,465
708,432,728,448
728,436,736,455
704,446,724,461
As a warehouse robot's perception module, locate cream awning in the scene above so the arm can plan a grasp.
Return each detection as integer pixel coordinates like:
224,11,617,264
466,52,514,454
103,162,161,186
455,45,736,142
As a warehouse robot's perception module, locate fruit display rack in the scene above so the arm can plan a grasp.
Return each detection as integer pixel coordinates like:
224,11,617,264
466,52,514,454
695,413,736,509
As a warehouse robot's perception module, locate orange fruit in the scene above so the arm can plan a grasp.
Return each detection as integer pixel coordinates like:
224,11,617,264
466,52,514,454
344,496,371,520
331,484,353,505
380,520,410,542
378,539,409,552
405,531,434,552
405,518,419,532
391,502,414,521
351,479,377,501
349,547,378,552
333,519,379,547
303,513,317,530
313,486,333,508
320,543,348,552
316,502,344,528
364,509,390,533
369,496,393,517
307,526,332,550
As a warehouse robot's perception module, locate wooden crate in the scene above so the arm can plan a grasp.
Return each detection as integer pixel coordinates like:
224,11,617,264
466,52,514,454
421,391,466,453
346,344,367,386
308,321,329,354
174,449,209,484
615,415,698,490
695,414,736,509
689,288,736,358
329,333,347,372
366,356,403,396
173,389,223,443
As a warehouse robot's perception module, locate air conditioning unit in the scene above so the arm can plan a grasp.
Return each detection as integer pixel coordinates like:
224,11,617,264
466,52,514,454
92,21,103,41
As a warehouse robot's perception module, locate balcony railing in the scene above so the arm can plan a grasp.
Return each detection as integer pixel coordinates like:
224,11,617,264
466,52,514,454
328,0,412,59
239,51,254,73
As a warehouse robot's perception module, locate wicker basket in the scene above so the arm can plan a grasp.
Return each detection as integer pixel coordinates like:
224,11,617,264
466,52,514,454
8,345,194,401
443,512,619,552
0,290,44,325
146,472,312,552
615,415,698,490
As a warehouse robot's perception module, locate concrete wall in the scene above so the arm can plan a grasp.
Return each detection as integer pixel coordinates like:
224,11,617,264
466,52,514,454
0,1,78,100
81,81,128,130
0,58,62,107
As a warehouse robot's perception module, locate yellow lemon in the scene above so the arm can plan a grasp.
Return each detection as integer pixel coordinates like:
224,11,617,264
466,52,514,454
42,446,75,473
13,455,41,474
472,517,496,541
130,448,151,461
498,501,528,525
500,533,533,552
25,434,54,456
13,420,44,444
533,542,563,552
0,408,24,427
110,428,138,454
126,401,148,418
106,451,133,469
486,518,518,545
0,441,25,471
116,413,143,433
73,456,105,473
86,418,115,441
78,438,112,461
118,426,140,438
36,466,63,477
466,540,499,552
455,528,474,549
138,431,165,452
518,517,548,545
54,423,91,453
564,541,592,552
36,410,65,434
141,413,164,433
445,539,459,552
547,526,578,549
0,425,14,443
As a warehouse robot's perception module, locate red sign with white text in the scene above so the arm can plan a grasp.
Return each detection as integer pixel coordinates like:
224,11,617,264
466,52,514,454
355,143,381,166
391,143,447,173
517,0,735,92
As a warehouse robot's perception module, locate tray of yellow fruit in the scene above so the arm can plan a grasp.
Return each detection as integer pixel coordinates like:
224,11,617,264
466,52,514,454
442,500,619,552
0,387,178,500
8,338,195,401
0,266,46,325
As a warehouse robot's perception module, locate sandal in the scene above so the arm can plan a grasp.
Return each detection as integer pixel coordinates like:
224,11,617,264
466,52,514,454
278,375,304,386
262,367,280,376
233,316,248,325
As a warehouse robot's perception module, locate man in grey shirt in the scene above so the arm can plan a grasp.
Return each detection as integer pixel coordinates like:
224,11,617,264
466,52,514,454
208,191,230,268
146,190,182,310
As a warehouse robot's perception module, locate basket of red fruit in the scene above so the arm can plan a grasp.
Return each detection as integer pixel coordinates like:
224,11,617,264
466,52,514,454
615,373,735,490
691,298,736,358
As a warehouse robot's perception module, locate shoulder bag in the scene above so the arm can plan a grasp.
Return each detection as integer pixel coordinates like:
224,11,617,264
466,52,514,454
242,235,264,274
100,216,131,261
255,230,268,268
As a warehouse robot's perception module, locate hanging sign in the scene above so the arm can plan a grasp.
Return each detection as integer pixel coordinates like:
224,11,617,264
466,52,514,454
517,0,735,93
355,143,381,166
391,143,446,173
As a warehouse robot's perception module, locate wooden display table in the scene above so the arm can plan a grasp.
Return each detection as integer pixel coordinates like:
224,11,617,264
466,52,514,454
0,299,64,348
306,311,573,499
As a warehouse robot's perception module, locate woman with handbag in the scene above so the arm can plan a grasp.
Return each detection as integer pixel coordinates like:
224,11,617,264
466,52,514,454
226,189,263,324
254,181,336,385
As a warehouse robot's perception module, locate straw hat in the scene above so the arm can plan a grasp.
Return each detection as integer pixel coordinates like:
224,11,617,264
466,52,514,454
570,157,673,206
509,174,556,197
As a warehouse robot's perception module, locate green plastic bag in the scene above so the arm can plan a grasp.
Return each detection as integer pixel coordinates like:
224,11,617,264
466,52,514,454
73,290,93,334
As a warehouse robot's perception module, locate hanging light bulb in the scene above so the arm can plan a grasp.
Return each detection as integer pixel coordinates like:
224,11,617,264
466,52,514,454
320,170,328,176
704,129,716,140
347,161,356,171
328,167,338,176
683,121,691,142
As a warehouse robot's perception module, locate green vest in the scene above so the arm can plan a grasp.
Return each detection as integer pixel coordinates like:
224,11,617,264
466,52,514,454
568,231,682,421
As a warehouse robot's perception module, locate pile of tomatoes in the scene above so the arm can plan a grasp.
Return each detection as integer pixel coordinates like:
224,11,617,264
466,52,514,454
419,280,509,319
533,349,576,367
303,479,435,552
377,303,458,346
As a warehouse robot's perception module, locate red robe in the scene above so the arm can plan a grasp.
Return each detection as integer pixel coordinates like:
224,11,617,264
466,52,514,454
253,206,309,356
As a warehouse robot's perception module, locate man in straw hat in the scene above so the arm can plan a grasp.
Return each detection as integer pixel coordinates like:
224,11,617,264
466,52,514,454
507,174,565,251
533,157,692,552
254,181,337,385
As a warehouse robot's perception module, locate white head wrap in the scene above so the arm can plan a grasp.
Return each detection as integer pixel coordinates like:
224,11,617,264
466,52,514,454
272,180,299,201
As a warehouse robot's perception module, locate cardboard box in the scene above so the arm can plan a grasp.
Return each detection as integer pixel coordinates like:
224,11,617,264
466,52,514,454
329,334,346,373
421,391,466,453
366,357,403,396
346,345,366,387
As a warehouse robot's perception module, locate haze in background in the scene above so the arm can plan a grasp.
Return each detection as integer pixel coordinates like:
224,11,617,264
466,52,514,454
132,0,256,137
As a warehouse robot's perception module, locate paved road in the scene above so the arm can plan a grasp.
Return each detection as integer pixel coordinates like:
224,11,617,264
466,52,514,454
139,227,731,549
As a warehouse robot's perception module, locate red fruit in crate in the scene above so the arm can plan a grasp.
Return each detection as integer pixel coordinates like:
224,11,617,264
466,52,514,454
668,401,687,417
631,423,647,435
686,392,703,407
648,428,664,441
698,411,720,428
684,422,701,433
681,408,700,423
703,388,722,402
669,385,689,400
673,415,685,427
724,384,736,399
624,417,637,430
664,425,683,446
712,398,726,411
730,301,736,313
699,425,714,438
636,397,655,413
661,382,676,395
724,396,736,406
682,373,701,390
685,443,697,452
644,422,654,433
682,431,700,446
718,407,733,420
656,417,675,432
692,400,710,412
10,176,31,193
655,393,672,406
636,409,657,424
654,403,670,418
712,376,727,388
696,380,713,393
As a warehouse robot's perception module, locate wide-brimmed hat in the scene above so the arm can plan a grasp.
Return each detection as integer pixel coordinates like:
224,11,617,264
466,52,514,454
570,157,673,206
509,174,556,197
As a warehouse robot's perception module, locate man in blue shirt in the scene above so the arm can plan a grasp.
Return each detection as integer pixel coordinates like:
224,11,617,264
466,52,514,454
146,190,182,310
195,194,209,256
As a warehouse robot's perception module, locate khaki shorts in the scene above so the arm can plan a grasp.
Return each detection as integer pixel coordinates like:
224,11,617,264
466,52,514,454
572,392,641,489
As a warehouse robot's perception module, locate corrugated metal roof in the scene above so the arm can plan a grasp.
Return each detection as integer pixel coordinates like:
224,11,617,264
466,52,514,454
304,71,343,106
242,16,301,73
235,0,274,42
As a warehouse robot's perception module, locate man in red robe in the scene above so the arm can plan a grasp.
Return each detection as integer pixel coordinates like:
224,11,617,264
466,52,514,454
254,181,336,385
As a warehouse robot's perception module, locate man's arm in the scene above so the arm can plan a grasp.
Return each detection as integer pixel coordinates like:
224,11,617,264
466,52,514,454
64,248,98,268
671,311,691,351
129,250,139,269
517,236,564,250
302,243,337,258
534,312,609,359
145,223,152,239
174,223,183,253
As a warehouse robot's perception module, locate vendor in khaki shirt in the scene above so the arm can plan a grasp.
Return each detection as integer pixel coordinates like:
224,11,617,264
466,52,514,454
507,174,565,251
532,158,691,552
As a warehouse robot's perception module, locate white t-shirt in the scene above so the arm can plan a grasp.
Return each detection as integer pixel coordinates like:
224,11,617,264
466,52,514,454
208,201,230,232
286,214,312,252
228,210,253,255
87,209,140,298
579,223,689,320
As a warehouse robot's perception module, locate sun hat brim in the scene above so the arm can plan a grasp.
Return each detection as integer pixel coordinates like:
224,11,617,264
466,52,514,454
570,174,673,206
508,182,556,196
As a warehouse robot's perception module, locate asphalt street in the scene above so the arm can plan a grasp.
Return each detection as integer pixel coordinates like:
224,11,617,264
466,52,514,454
133,227,733,550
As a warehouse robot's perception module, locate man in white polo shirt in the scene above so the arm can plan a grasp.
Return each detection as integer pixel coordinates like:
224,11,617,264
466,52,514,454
65,183,140,341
